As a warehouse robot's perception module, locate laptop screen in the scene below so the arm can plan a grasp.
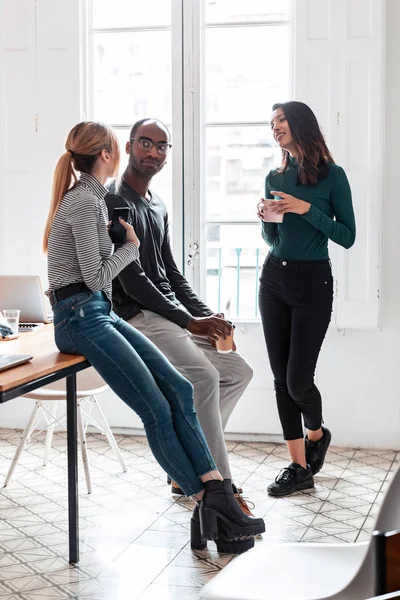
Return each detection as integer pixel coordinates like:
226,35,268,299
0,276,48,323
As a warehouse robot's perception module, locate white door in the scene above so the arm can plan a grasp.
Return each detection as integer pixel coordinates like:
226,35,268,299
0,0,82,283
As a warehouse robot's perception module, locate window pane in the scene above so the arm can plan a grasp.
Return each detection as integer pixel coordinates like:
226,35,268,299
205,125,281,221
205,26,289,123
111,128,173,218
205,224,269,318
93,0,171,29
92,31,172,125
205,0,289,24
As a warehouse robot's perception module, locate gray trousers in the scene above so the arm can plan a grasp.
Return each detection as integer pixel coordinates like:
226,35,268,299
128,310,253,479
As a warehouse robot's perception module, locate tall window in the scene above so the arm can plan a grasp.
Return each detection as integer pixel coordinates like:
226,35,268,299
89,0,173,214
88,0,290,319
203,0,290,317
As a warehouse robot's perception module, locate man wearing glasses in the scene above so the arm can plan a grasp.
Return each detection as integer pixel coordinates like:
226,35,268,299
105,119,254,513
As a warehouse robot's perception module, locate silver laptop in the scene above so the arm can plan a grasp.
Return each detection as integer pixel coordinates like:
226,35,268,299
0,354,33,372
0,276,51,332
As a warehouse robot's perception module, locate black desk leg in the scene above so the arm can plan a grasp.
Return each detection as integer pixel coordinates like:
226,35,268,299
66,373,79,564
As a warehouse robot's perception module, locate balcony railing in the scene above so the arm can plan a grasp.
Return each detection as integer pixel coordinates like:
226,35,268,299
206,246,268,318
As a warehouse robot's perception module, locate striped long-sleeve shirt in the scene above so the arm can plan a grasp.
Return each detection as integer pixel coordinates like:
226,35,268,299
47,172,139,302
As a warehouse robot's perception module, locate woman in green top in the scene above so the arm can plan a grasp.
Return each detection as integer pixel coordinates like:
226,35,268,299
258,101,356,497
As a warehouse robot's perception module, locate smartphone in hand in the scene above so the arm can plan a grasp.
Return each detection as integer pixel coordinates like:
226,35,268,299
109,207,131,244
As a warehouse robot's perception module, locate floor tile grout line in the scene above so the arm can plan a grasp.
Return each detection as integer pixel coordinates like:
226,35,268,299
354,451,398,542
300,448,396,543
0,432,396,600
297,450,371,542
90,492,186,583
135,541,201,600
234,446,279,517
298,466,349,542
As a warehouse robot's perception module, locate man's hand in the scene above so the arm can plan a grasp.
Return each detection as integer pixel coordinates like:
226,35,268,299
270,191,311,215
187,316,232,341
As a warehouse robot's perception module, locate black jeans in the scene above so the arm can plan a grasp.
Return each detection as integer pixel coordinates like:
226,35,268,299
259,254,333,440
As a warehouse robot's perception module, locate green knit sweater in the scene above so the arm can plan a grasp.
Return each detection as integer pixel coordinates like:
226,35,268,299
262,159,356,260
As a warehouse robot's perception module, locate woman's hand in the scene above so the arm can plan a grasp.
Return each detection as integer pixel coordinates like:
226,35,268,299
256,199,265,221
270,191,311,215
119,217,140,248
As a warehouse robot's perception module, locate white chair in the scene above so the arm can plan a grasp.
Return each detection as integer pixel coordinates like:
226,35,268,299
366,594,400,600
200,466,400,600
4,368,127,494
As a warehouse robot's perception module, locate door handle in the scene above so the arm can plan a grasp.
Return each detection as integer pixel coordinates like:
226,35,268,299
187,242,199,266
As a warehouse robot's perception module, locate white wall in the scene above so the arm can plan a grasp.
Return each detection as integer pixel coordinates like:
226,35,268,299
0,0,399,450
315,0,400,449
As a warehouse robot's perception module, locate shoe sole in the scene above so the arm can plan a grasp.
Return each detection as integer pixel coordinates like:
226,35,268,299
190,518,256,554
171,486,185,496
213,524,264,541
199,507,265,540
267,482,315,498
190,536,255,554
215,536,255,554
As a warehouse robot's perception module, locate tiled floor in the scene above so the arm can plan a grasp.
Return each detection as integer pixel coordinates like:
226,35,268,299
0,428,397,599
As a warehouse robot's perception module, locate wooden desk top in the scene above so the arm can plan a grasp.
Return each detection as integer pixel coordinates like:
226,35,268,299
0,325,86,393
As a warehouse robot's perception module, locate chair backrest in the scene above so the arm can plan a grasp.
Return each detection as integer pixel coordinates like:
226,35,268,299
338,467,400,599
366,590,400,599
375,468,400,533
374,529,400,595
34,367,108,395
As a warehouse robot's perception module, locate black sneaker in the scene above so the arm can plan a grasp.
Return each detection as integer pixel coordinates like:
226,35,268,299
305,426,332,475
267,463,314,497
166,475,185,496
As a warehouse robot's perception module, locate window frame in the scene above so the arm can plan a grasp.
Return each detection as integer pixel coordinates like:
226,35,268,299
182,0,293,320
84,0,384,329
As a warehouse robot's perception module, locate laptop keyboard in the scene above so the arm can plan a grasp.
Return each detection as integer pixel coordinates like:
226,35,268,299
18,323,43,332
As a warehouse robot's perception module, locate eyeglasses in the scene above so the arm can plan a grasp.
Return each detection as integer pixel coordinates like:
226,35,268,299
130,137,172,155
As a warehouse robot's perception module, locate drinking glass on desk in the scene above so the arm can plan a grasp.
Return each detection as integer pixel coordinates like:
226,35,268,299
3,310,20,335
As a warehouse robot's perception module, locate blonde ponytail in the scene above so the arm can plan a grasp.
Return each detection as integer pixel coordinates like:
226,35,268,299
43,121,120,253
43,152,77,252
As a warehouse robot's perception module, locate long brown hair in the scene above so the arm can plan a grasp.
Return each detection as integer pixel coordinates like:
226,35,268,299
272,101,334,186
43,121,120,252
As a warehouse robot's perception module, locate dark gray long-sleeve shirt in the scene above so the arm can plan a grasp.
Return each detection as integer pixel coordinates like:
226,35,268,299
105,178,213,327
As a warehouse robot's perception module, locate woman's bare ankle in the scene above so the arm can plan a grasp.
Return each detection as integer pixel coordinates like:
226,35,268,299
193,490,204,502
200,470,223,483
307,427,323,443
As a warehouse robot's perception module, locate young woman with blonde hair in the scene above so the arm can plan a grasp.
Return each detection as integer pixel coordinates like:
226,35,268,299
44,121,264,553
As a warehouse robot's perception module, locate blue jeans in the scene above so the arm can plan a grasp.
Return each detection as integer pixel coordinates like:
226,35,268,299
52,291,216,496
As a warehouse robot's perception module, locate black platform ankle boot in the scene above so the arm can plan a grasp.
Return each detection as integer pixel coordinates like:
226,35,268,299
190,505,255,554
200,479,265,541
191,505,207,551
